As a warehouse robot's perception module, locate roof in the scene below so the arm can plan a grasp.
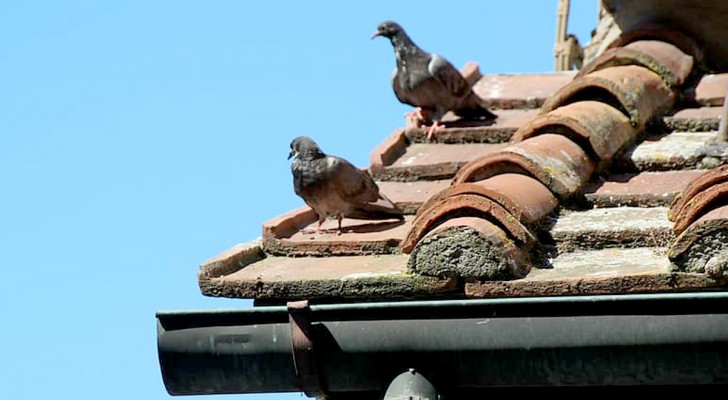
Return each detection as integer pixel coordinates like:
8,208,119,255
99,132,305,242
197,9,728,305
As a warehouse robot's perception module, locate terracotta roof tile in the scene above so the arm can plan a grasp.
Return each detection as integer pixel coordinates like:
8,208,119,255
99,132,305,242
372,142,508,181
671,181,728,236
466,248,722,298
665,106,721,132
542,65,675,130
417,174,557,226
262,207,409,256
604,24,705,66
200,253,458,301
669,165,728,221
473,72,575,109
453,133,595,199
402,192,535,253
578,40,694,88
403,108,539,144
694,73,728,106
584,170,706,207
668,205,728,277
376,180,450,214
549,207,674,251
620,131,721,171
407,216,532,281
202,34,728,302
375,169,704,215
512,100,633,169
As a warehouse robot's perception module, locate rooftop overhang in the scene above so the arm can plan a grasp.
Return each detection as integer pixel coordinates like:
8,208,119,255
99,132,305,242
157,292,728,397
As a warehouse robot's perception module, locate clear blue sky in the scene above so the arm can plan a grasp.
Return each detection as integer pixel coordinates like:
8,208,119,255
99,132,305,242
0,1,597,399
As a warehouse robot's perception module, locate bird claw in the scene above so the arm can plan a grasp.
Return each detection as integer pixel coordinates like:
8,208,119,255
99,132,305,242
404,108,425,120
404,108,428,129
425,121,445,141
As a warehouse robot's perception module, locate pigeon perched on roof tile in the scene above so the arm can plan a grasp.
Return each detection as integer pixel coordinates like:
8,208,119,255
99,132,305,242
372,21,497,140
289,136,404,235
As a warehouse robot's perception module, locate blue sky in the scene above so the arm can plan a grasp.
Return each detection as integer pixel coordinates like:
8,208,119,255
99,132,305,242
0,1,597,399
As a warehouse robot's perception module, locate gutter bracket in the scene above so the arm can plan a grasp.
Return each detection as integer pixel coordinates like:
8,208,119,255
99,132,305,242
288,300,327,399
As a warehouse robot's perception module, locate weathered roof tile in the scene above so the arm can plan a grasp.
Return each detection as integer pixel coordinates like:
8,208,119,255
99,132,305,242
453,133,595,199
694,73,728,106
372,142,507,181
665,106,721,132
542,65,675,130
262,207,409,256
620,131,721,171
512,100,634,169
473,72,576,109
466,248,722,298
584,170,706,207
577,40,694,88
404,108,539,144
204,54,728,301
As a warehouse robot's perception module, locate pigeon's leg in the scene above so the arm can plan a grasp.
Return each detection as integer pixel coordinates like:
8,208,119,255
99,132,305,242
336,213,344,236
425,120,445,141
301,216,326,235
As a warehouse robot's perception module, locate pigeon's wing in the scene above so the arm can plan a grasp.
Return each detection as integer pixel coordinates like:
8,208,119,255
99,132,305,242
328,156,403,219
428,53,471,99
326,156,380,204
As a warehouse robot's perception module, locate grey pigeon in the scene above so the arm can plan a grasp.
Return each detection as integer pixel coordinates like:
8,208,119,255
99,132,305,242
288,136,404,235
372,21,497,140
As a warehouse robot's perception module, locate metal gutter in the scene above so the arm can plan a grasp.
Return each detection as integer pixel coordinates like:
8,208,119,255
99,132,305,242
157,292,728,396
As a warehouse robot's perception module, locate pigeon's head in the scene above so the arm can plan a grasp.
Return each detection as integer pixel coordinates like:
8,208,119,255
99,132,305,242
371,21,404,40
289,136,324,160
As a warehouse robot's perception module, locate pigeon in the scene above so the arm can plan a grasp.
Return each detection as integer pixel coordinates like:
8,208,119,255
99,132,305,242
288,136,404,235
372,20,497,140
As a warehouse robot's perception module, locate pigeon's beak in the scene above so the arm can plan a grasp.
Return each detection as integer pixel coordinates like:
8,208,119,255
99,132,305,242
288,150,296,160
371,30,381,40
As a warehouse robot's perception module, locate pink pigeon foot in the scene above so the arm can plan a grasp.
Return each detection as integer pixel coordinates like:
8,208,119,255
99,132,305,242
404,107,427,129
301,218,326,235
425,120,445,141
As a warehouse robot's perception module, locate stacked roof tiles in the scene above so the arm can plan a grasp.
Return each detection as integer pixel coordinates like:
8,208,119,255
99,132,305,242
198,26,728,304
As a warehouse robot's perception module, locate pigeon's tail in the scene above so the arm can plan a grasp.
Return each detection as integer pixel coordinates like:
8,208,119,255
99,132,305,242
455,93,498,121
348,194,405,221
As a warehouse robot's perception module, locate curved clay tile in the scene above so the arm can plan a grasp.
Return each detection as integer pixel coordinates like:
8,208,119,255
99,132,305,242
416,174,556,227
416,181,521,220
511,100,634,170
396,36,699,284
605,26,704,67
668,166,728,277
668,205,728,278
401,193,534,254
669,164,728,222
478,174,558,225
542,65,675,131
453,134,595,199
578,40,694,88
671,181,728,236
407,217,531,281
